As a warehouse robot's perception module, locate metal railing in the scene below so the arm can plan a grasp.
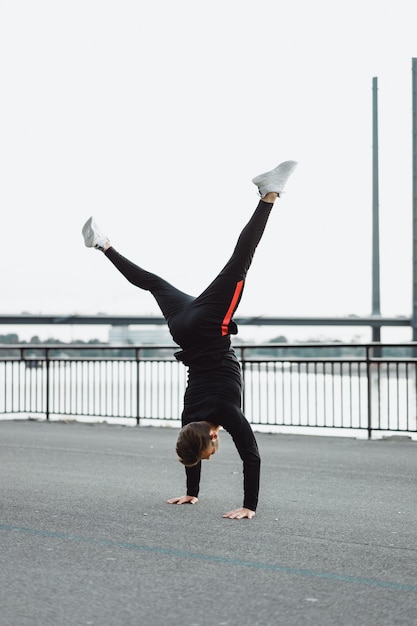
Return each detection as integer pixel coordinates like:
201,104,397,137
1,343,416,439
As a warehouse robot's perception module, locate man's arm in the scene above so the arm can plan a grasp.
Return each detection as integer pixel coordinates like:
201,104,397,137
167,461,201,506
185,461,201,498
222,406,261,513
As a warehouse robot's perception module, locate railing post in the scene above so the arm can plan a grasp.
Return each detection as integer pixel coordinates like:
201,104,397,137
21,347,25,415
135,348,141,426
45,348,50,421
240,346,246,414
366,345,372,439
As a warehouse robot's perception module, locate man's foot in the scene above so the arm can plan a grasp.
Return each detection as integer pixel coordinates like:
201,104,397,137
252,160,298,197
82,217,110,251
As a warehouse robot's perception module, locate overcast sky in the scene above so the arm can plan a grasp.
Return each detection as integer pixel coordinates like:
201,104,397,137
1,1,416,342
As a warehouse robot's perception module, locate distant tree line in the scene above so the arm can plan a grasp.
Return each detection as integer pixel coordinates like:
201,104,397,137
237,336,417,359
0,334,171,358
0,333,415,359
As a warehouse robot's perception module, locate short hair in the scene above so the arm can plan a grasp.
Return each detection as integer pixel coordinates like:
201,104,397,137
176,422,212,467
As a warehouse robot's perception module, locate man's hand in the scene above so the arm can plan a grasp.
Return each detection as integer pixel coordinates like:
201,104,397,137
167,495,198,505
223,507,256,520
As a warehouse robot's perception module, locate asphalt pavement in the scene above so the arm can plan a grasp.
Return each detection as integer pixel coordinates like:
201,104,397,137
1,419,416,626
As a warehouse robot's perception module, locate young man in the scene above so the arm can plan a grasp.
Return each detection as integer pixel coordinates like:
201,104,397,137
82,160,298,519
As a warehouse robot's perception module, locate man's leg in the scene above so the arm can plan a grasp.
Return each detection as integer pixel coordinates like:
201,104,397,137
104,247,194,322
220,193,278,277
81,217,194,323
192,193,278,337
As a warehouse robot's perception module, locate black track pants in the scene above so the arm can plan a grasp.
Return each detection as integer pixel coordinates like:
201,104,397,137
104,200,273,348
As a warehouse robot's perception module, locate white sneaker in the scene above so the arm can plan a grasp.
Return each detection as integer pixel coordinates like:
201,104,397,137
252,160,298,197
82,217,109,251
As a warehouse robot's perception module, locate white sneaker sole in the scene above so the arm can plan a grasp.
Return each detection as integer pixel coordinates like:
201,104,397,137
252,160,298,195
82,216,107,249
82,217,97,247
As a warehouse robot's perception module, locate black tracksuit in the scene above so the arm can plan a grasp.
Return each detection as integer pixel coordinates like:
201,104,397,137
105,200,274,511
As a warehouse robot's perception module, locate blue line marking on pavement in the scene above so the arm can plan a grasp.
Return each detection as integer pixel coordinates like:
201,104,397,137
1,523,416,592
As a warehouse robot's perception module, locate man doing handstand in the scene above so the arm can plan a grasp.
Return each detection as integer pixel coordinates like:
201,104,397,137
82,160,298,519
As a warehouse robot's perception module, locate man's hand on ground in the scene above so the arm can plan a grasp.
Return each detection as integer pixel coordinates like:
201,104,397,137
167,495,198,505
223,507,256,519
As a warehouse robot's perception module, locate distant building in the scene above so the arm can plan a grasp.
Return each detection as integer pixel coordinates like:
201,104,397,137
108,325,175,345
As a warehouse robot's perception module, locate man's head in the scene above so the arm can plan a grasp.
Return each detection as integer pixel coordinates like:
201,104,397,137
176,421,219,467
